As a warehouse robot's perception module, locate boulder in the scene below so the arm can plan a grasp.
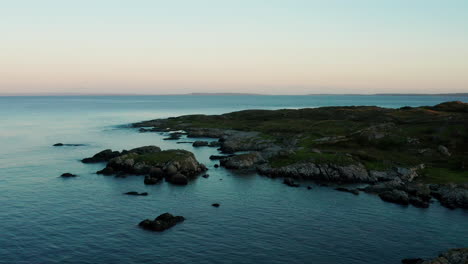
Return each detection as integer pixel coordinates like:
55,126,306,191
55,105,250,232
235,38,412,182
167,173,188,185
138,213,185,232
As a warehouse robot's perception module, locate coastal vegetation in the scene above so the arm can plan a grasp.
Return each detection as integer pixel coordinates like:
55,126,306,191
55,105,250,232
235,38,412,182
134,101,468,184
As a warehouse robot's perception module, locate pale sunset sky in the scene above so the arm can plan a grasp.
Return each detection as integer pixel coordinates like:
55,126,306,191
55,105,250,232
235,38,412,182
1,0,467,95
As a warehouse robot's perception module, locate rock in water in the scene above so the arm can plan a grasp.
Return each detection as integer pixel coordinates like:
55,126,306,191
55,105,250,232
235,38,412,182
82,149,121,163
192,141,209,147
53,143,86,147
283,178,300,187
379,190,409,205
60,173,77,178
167,173,188,185
138,213,185,232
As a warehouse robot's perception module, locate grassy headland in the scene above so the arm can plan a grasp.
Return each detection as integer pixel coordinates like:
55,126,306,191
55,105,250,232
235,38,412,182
134,101,468,184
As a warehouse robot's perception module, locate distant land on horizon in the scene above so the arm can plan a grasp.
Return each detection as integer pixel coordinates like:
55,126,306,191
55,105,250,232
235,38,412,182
0,92,467,97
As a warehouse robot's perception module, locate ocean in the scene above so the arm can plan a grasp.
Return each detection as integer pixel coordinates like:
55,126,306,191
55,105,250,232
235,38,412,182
0,95,467,264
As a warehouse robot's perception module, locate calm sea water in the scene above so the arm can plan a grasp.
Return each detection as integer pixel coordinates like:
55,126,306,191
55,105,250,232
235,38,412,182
0,95,467,264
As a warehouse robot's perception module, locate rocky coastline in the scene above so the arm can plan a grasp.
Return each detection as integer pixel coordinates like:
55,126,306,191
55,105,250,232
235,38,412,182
132,101,468,209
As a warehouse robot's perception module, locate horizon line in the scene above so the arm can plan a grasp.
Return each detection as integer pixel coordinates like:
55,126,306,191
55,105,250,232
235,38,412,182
1,92,468,97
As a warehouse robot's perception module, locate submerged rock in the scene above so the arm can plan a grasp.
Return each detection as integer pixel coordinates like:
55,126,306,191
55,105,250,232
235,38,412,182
124,191,148,196
138,213,185,232
335,187,359,195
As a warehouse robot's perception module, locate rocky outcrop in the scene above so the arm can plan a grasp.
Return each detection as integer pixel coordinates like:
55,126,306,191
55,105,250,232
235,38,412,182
138,213,185,232
219,131,276,153
91,147,206,185
369,165,424,182
363,181,468,209
185,128,227,138
402,248,468,264
431,184,468,209
258,162,374,183
220,152,264,170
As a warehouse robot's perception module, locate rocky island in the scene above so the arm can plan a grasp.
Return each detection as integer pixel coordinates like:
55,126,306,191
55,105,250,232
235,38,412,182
133,101,468,209
82,145,207,185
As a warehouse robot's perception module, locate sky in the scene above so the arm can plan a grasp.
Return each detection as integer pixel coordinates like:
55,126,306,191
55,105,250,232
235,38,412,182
1,0,467,95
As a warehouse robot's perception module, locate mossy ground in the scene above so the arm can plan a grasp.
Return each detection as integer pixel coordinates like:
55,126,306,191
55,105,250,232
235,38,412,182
134,150,193,165
135,102,468,183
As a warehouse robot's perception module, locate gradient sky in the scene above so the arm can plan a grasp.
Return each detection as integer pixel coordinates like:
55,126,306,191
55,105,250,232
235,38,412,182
1,0,467,95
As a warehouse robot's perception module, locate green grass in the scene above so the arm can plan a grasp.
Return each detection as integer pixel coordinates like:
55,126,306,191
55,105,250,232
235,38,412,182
419,167,468,184
269,150,356,168
134,150,193,165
